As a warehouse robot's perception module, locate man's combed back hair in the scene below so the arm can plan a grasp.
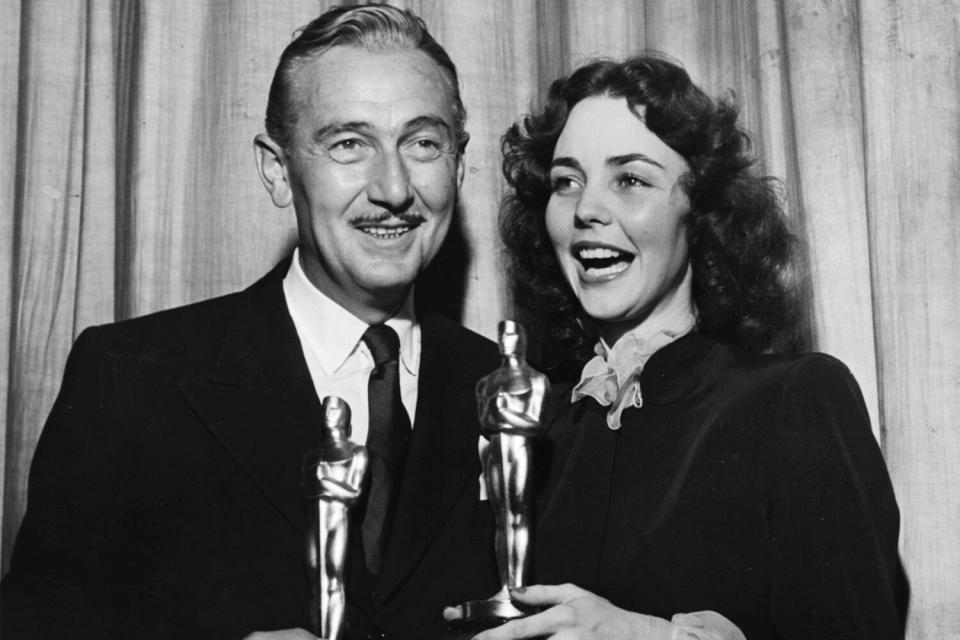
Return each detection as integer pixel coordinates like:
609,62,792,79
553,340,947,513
265,4,466,151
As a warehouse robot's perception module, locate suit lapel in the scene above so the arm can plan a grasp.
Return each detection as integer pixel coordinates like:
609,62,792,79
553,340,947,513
374,316,483,602
179,259,323,537
177,277,491,602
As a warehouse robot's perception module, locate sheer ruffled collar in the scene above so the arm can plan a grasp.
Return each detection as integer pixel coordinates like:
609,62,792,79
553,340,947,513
571,287,697,429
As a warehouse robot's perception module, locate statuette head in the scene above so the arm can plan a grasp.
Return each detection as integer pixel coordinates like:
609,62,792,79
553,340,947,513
498,320,526,359
321,396,352,440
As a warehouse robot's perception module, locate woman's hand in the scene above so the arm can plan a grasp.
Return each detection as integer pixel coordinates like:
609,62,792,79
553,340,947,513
468,584,674,640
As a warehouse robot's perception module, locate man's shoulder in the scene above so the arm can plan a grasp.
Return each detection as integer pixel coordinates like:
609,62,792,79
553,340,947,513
419,314,499,377
82,290,244,356
421,315,497,354
77,264,286,364
421,314,493,347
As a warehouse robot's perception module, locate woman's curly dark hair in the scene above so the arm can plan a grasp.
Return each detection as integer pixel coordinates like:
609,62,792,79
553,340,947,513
501,53,803,364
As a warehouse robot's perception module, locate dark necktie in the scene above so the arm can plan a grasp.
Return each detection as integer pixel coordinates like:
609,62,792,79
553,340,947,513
360,324,411,578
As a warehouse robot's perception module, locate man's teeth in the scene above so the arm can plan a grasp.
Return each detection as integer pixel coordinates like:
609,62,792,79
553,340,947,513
360,226,411,238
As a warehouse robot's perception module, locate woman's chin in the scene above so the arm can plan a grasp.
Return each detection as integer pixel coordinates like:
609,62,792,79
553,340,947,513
579,306,639,333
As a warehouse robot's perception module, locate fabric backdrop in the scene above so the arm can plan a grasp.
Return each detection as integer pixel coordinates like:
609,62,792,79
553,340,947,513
2,1,958,636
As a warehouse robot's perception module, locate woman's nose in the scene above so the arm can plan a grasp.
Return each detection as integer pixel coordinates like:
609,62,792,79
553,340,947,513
573,186,613,228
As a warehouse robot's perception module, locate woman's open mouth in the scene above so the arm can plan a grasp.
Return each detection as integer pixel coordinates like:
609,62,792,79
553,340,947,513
573,243,635,281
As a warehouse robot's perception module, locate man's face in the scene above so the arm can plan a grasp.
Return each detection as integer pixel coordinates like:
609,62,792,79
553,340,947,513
270,46,463,321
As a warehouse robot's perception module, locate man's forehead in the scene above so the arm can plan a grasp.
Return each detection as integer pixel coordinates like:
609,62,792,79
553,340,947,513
291,46,457,133
307,99,453,133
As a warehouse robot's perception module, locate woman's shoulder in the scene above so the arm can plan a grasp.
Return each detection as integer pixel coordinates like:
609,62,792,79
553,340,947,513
638,334,862,409
537,335,871,435
732,348,858,390
726,347,877,452
709,346,866,423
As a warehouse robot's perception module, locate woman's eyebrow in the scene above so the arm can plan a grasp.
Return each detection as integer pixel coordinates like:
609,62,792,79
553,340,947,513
608,153,664,170
551,156,582,171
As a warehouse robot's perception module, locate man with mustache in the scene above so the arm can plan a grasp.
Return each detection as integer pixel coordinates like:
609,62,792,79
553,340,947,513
1,5,499,639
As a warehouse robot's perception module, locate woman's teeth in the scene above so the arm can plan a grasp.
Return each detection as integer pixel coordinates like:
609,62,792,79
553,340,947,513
578,247,622,260
585,262,629,277
575,246,633,276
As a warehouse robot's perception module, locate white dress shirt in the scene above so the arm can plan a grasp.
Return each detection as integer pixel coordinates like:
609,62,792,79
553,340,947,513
282,248,420,446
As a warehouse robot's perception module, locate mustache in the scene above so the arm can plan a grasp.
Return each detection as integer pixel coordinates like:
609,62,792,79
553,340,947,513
350,210,427,225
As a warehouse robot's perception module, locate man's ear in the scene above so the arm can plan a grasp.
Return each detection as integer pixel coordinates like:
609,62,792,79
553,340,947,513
253,133,292,208
456,132,469,191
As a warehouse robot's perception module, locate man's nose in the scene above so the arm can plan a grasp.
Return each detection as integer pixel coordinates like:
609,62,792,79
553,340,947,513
367,150,414,212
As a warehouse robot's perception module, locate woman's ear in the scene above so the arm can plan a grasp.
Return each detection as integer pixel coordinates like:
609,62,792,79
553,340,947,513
253,133,293,208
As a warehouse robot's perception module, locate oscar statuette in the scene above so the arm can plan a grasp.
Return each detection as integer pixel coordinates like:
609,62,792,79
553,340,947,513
448,320,550,636
303,396,368,640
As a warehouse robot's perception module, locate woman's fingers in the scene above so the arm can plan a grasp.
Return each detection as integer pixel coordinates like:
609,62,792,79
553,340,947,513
508,583,586,606
473,604,576,640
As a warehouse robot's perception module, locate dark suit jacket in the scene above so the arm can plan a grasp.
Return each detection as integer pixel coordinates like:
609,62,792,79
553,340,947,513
535,333,907,639
2,260,500,640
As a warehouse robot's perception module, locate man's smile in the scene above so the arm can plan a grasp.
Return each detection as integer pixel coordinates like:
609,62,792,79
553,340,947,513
351,214,426,239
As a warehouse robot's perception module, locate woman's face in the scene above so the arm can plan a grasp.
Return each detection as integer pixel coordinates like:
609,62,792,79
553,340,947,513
546,95,692,343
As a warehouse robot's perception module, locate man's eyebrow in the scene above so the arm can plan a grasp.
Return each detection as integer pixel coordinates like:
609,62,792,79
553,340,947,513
312,121,372,143
608,153,665,170
551,156,582,171
402,115,453,136
312,117,454,143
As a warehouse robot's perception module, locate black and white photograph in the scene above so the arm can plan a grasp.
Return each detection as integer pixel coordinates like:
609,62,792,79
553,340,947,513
1,2,957,638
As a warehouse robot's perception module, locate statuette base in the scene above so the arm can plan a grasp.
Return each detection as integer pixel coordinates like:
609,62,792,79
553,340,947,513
447,590,534,637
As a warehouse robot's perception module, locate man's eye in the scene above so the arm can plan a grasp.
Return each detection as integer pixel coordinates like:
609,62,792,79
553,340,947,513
328,138,372,163
404,138,444,161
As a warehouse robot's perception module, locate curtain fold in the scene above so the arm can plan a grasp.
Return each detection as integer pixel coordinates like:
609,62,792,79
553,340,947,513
781,1,881,428
2,1,958,636
0,0,22,566
860,2,960,633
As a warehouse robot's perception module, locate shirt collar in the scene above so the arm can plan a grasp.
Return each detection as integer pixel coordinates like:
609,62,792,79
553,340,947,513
283,247,419,377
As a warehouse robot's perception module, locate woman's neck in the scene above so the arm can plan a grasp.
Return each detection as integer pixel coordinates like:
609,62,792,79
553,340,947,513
598,263,697,351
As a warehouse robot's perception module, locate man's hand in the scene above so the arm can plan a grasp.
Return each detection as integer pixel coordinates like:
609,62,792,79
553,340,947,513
243,629,319,640
461,584,674,640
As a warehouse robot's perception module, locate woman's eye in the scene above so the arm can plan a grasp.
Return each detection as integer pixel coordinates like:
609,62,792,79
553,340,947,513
328,138,372,163
617,174,651,189
550,175,580,193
